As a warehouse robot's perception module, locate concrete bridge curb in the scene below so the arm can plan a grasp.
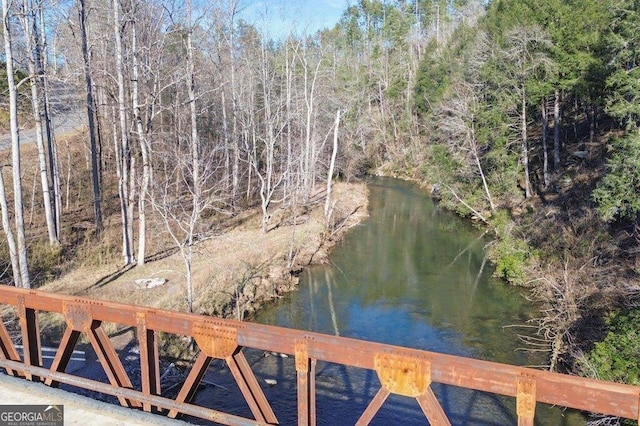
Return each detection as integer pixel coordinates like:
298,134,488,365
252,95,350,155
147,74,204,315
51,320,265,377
0,373,187,425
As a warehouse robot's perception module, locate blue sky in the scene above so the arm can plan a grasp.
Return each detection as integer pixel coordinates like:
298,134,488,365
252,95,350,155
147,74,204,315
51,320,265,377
239,0,348,39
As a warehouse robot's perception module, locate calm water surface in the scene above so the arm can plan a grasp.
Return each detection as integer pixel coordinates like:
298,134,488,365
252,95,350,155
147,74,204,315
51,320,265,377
195,178,584,425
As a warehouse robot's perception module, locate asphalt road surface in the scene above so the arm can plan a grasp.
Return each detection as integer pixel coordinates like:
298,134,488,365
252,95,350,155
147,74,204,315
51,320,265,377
0,108,86,150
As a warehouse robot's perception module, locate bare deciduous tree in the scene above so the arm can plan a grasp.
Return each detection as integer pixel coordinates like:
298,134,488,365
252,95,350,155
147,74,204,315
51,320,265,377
324,109,340,224
2,0,30,287
252,36,286,233
0,166,20,287
113,0,135,265
78,0,103,232
439,81,495,212
151,143,225,314
503,25,553,199
19,0,59,246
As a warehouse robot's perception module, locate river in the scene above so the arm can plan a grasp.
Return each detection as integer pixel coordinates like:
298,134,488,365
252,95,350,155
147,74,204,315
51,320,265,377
193,177,584,425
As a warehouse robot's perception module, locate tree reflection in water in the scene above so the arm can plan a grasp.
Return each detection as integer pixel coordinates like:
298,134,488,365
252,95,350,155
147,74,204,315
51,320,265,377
190,177,585,425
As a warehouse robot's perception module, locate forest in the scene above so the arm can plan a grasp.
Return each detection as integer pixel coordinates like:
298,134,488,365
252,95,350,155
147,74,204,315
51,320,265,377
1,0,640,414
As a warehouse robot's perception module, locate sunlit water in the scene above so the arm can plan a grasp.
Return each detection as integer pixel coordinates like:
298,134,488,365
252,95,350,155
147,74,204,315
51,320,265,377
193,177,584,425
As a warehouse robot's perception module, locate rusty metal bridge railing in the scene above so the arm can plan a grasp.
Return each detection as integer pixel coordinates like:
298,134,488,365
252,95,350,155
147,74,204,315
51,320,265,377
0,286,638,425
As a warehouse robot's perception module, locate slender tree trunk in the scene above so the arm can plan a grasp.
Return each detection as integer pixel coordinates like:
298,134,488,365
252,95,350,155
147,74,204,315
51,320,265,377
221,89,231,191
37,2,60,240
325,110,340,223
542,97,549,188
21,0,59,246
183,246,194,315
284,42,294,200
227,2,240,210
522,87,531,198
256,39,277,233
113,0,134,265
27,65,54,244
94,85,104,184
42,73,61,241
303,58,312,193
64,139,71,211
0,167,20,287
186,0,199,313
588,102,595,144
38,4,60,240
128,156,136,255
471,124,495,211
187,0,200,208
136,101,151,267
246,128,254,201
553,88,561,170
231,91,239,211
79,0,103,232
259,176,270,234
296,50,323,196
3,0,30,287
132,18,149,266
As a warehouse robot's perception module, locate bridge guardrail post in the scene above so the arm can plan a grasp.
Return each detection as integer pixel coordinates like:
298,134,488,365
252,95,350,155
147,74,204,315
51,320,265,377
17,295,41,382
295,339,316,426
136,312,160,413
516,375,536,426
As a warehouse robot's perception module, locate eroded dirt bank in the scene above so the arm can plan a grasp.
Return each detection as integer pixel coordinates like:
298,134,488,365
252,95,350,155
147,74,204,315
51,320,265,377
40,182,369,320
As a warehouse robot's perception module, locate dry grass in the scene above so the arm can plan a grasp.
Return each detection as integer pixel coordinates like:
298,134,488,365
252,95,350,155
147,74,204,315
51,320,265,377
0,130,369,324
38,181,368,318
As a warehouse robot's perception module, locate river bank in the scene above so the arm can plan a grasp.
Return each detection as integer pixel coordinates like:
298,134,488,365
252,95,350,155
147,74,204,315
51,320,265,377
39,182,369,321
0,179,369,409
189,177,586,424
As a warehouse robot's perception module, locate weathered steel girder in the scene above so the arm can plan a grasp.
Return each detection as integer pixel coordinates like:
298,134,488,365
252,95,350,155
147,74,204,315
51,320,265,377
0,286,638,425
